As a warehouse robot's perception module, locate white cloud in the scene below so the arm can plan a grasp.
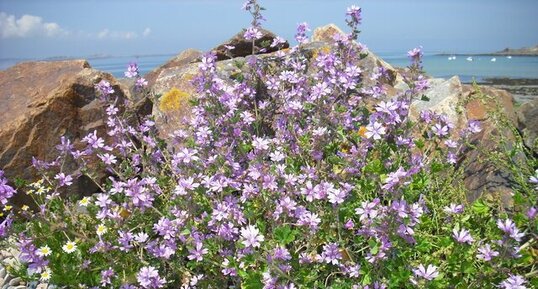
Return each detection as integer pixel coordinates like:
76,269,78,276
96,28,151,40
97,28,137,39
0,12,66,38
142,27,151,37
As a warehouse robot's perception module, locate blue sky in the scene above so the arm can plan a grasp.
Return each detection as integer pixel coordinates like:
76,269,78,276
0,0,537,59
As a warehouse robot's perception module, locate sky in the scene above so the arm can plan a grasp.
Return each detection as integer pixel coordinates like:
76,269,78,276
0,0,537,60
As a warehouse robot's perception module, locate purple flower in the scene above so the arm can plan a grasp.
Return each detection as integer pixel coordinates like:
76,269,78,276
452,228,474,244
319,243,342,265
443,203,464,214
137,266,167,289
252,137,270,151
244,26,262,40
136,77,148,89
327,187,346,205
0,170,16,205
240,225,264,248
499,275,528,289
365,121,386,140
98,153,117,165
412,264,439,281
54,173,73,187
188,242,208,262
476,244,499,261
355,199,380,222
95,80,114,97
270,36,286,48
431,123,449,137
497,219,524,242
0,214,13,238
100,267,115,286
346,5,362,24
407,47,423,60
295,22,310,44
124,62,139,78
297,210,321,231
467,120,482,134
153,217,177,240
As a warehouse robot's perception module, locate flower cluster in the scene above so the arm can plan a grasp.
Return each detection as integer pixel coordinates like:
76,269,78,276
0,1,535,288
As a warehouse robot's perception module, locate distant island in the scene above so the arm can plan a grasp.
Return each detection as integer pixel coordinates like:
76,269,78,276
438,45,538,56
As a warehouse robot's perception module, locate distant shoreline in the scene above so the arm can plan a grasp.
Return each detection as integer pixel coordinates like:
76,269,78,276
437,45,538,57
463,77,538,103
436,53,538,57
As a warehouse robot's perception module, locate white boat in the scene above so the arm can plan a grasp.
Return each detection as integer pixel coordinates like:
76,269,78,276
491,58,496,62
466,57,473,62
507,56,512,59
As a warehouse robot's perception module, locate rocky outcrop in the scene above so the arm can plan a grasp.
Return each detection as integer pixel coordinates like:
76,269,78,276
144,49,203,87
312,24,408,93
410,76,467,129
0,60,129,205
517,98,538,155
211,28,289,61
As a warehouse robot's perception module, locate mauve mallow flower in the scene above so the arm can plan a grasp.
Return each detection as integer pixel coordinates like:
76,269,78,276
412,264,439,281
452,228,474,244
499,275,528,289
124,62,139,78
476,244,499,261
240,225,264,248
137,266,167,289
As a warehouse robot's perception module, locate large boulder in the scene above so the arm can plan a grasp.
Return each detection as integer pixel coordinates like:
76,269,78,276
144,49,203,87
211,28,289,61
312,23,408,93
517,98,538,155
410,76,467,129
460,85,521,205
0,60,129,205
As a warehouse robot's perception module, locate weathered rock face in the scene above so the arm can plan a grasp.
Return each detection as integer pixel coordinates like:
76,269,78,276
410,76,467,129
144,49,203,87
212,28,289,61
517,98,538,155
312,24,408,94
0,60,128,205
460,85,521,205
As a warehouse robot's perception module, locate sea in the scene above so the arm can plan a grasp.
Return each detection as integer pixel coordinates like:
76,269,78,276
1,53,538,83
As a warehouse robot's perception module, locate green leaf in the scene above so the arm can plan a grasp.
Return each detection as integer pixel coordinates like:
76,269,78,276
368,239,379,255
421,94,430,101
241,272,263,289
361,272,372,285
274,225,296,245
472,200,489,215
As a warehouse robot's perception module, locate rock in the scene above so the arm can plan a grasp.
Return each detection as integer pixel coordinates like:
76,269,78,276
312,23,345,43
459,85,522,205
36,284,48,289
7,277,21,286
461,125,518,205
151,60,199,142
463,85,516,123
517,98,538,154
312,24,408,94
410,76,467,129
144,49,203,87
211,28,289,61
0,60,131,205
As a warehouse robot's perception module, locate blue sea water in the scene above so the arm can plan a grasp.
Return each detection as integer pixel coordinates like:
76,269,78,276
1,53,538,82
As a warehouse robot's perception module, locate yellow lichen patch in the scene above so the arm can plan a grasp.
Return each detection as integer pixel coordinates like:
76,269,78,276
311,46,332,60
159,87,190,112
358,126,367,138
